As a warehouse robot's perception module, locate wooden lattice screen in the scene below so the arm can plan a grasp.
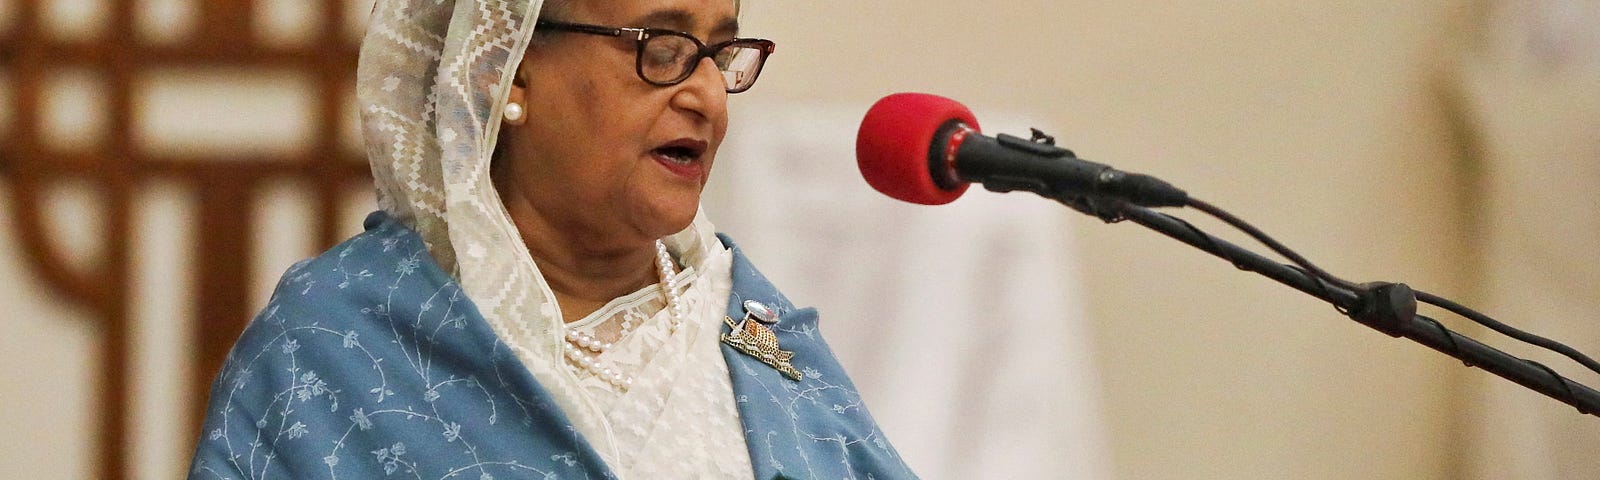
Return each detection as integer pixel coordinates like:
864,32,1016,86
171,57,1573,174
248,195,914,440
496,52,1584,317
0,1,370,477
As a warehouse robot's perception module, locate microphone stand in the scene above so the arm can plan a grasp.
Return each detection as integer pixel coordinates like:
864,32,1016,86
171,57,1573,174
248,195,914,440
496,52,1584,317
1058,195,1600,416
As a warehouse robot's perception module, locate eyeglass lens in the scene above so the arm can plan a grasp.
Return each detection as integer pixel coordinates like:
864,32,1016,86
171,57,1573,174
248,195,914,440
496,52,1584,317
640,34,765,91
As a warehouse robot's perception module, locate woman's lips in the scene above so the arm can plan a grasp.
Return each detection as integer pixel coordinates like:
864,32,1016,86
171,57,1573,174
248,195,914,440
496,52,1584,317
651,138,709,181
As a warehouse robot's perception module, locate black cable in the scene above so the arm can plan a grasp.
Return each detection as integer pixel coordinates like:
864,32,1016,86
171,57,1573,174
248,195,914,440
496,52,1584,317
1111,201,1600,414
1182,196,1600,378
1415,289,1600,377
1419,315,1471,366
1185,198,1352,287
1185,197,1357,311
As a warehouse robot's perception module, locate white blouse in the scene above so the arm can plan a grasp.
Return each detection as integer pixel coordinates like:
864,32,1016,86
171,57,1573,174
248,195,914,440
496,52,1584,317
559,244,752,479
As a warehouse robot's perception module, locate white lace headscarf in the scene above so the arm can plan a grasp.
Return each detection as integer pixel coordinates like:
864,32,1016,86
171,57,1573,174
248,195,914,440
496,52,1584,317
356,0,723,457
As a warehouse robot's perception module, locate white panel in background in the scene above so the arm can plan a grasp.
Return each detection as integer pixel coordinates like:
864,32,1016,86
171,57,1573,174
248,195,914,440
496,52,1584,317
42,0,106,40
256,0,317,47
710,101,1110,480
135,69,314,158
42,68,108,152
39,178,106,273
136,0,198,44
0,188,97,479
1514,0,1600,68
130,181,198,480
254,180,317,314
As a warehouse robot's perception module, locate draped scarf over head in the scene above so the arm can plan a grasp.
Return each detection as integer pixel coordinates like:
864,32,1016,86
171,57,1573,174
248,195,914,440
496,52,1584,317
356,0,730,465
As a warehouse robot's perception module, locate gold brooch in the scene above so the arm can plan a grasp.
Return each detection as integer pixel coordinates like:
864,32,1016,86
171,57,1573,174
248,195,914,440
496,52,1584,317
722,300,802,380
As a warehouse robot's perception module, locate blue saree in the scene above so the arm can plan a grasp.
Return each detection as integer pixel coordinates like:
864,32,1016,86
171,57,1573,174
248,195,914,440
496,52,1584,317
188,212,917,479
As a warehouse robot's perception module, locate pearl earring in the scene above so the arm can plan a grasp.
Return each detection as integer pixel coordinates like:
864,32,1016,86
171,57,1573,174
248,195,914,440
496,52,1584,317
503,102,525,123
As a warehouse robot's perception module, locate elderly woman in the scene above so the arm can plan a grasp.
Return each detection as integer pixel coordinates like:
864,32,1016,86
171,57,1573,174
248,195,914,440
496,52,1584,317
188,0,915,478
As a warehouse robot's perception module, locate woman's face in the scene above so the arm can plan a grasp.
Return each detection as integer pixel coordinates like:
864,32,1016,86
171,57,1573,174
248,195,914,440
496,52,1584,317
502,0,738,248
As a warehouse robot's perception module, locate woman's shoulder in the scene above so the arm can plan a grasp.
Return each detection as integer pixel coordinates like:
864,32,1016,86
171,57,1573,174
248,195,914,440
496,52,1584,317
193,213,613,479
219,210,469,376
261,211,453,315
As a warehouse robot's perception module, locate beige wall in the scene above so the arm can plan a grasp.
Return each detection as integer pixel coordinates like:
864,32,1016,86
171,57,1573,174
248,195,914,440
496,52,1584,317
738,1,1470,479
5,0,1598,479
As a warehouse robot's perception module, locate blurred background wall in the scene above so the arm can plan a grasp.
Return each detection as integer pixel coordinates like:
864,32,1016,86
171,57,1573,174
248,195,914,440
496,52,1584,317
2,0,1598,479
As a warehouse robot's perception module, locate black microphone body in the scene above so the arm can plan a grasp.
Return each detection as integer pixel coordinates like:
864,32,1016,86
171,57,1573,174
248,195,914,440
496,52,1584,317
929,120,1189,208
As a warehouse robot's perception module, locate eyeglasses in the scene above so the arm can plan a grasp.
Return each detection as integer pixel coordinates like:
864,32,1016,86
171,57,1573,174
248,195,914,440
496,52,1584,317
535,20,776,94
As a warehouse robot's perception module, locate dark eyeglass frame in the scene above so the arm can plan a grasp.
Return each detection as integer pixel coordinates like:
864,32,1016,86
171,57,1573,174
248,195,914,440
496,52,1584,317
535,20,776,93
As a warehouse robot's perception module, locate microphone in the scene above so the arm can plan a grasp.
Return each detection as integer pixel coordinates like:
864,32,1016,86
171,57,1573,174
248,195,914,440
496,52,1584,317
856,93,1187,207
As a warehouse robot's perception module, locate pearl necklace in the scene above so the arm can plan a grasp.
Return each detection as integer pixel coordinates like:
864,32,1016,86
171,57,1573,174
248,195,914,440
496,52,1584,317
562,239,685,389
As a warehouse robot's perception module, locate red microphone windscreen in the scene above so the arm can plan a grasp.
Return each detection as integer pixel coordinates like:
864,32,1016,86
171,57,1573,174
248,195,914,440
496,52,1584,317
856,93,980,205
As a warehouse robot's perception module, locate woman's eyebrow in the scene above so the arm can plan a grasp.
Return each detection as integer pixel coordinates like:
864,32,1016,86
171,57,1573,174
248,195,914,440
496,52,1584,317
634,9,694,29
713,18,740,38
632,9,740,37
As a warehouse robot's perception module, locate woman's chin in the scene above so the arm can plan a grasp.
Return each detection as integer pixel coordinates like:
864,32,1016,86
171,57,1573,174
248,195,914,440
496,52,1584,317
632,198,701,240
655,209,700,237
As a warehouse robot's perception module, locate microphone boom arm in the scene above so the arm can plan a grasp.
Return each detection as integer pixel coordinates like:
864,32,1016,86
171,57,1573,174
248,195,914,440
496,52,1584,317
1108,200,1600,416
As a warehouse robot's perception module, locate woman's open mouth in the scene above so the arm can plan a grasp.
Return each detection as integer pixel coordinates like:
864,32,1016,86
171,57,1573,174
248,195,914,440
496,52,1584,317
651,139,710,180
